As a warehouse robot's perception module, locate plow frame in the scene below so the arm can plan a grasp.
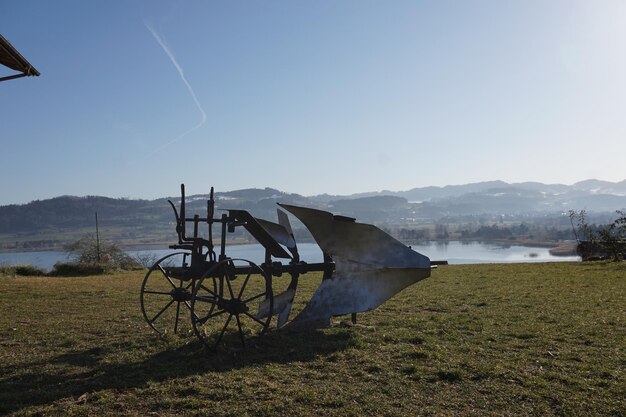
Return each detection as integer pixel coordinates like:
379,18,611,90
140,185,334,350
140,184,432,350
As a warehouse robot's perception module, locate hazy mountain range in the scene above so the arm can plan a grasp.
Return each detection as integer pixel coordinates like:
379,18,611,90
1,179,625,250
312,179,626,203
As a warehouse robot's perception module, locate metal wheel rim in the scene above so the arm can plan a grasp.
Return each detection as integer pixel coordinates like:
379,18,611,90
191,258,273,350
140,252,207,335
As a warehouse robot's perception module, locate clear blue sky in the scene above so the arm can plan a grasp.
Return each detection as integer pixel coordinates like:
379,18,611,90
1,1,625,205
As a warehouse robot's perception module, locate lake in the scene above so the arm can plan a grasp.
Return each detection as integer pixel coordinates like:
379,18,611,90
0,241,579,272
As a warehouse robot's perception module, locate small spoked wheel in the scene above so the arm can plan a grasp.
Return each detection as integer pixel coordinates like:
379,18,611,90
191,258,273,350
140,252,211,336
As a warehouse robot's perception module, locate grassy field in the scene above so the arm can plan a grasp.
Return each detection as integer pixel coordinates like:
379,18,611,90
0,262,624,416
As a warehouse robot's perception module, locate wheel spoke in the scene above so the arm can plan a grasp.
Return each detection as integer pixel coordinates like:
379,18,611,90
149,299,175,324
242,292,267,305
174,302,181,333
197,308,226,325
237,272,252,299
183,301,198,317
215,314,233,348
243,311,268,327
225,274,236,299
194,295,218,304
226,261,236,281
235,314,246,347
199,284,218,298
184,300,199,320
157,265,178,290
143,290,172,296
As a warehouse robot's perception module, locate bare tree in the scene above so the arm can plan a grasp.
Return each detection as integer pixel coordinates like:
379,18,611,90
64,235,139,269
570,210,626,261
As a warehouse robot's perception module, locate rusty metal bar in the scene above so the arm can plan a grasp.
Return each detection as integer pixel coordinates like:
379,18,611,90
0,73,29,82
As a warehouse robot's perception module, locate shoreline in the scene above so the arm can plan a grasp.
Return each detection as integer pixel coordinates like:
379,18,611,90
0,238,579,256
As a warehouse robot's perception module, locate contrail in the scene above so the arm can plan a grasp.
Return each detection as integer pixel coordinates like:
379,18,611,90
145,22,207,155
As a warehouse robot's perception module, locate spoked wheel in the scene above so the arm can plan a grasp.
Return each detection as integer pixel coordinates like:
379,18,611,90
140,252,213,336
191,258,273,350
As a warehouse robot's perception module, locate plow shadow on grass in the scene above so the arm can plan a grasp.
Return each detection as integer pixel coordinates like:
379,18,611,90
0,328,354,414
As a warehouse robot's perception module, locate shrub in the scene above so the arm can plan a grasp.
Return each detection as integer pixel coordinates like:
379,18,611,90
0,264,46,277
63,235,140,272
14,265,46,276
134,252,159,268
49,262,107,277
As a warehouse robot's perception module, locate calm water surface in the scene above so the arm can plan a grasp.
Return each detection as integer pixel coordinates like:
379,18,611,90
0,241,579,272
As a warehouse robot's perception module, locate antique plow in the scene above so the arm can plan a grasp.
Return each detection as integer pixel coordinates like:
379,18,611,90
140,185,433,349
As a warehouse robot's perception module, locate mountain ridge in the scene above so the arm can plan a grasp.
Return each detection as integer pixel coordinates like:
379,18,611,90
6,179,625,208
1,179,625,251
308,179,626,202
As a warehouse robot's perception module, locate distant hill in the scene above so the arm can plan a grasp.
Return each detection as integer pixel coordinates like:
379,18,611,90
309,179,626,203
1,180,625,250
0,196,155,233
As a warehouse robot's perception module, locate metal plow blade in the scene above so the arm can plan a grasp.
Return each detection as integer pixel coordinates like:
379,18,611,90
255,215,298,258
279,204,431,329
252,213,298,327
